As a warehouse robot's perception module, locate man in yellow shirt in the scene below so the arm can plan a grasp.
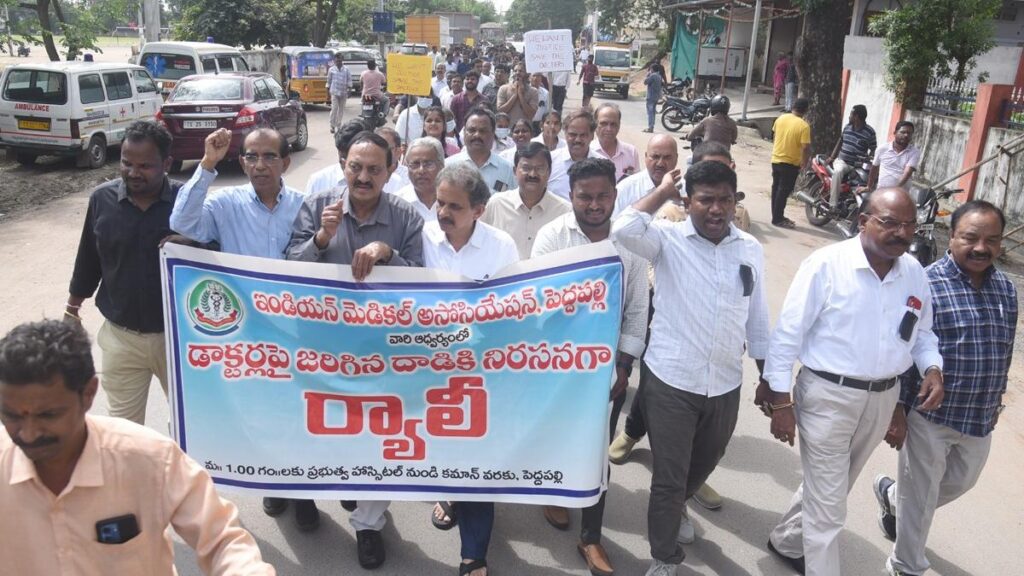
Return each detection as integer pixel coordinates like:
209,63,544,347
770,98,811,228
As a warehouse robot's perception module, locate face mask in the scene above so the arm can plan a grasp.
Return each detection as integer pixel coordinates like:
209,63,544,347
496,128,510,139
446,120,456,132
417,97,433,109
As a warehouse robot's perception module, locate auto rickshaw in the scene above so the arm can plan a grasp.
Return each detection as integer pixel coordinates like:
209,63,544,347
282,46,334,105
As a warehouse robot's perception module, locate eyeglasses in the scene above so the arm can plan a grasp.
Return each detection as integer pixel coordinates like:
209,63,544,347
407,161,437,171
870,215,917,233
242,153,282,165
517,163,548,175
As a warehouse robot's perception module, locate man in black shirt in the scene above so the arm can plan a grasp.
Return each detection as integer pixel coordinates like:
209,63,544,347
66,120,183,425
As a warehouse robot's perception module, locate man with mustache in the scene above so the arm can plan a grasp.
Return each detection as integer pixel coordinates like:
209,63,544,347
67,121,184,427
547,108,599,200
451,71,484,133
446,107,515,193
286,131,423,568
0,320,275,575
590,103,639,181
481,142,571,259
306,118,371,195
612,134,678,219
531,158,648,576
872,201,1015,576
375,126,411,194
497,63,539,126
762,188,944,576
170,127,304,259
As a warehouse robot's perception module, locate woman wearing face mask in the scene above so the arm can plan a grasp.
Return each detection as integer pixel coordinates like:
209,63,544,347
492,112,516,153
442,108,462,149
395,91,439,147
421,106,461,157
499,118,534,163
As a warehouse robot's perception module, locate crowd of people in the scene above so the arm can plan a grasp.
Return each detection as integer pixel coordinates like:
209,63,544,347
0,50,1016,576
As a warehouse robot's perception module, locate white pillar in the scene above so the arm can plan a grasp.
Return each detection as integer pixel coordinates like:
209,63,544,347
740,0,763,120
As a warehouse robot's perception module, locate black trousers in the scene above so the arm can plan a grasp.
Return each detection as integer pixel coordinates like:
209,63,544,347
579,365,631,544
552,85,567,114
771,162,801,224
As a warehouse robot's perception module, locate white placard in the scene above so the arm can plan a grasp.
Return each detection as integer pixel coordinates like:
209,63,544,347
524,29,575,73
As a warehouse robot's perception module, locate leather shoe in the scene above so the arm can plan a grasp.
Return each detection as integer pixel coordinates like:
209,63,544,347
293,499,320,532
577,542,614,576
357,529,386,569
262,497,288,517
543,505,570,530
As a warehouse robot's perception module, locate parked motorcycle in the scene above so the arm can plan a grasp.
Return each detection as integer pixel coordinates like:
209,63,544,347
908,185,961,266
794,154,870,236
360,94,388,128
658,76,693,110
660,94,711,132
17,45,31,57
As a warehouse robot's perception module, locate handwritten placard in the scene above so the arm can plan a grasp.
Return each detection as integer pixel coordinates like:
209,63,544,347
385,53,433,96
524,29,574,73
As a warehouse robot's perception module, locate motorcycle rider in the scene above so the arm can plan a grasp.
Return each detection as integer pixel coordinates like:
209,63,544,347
868,120,921,191
687,94,737,151
360,59,389,119
827,104,876,212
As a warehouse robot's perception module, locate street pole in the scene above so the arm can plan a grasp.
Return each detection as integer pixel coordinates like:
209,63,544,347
3,5,13,56
719,3,734,93
740,0,763,120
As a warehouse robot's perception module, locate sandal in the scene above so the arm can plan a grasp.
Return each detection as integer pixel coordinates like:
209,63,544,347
459,559,487,575
774,219,796,229
432,501,458,531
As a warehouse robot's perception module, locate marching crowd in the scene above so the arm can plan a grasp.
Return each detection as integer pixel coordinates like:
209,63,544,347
0,53,1017,576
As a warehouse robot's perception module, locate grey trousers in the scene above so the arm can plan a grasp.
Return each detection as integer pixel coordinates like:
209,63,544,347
771,368,898,576
889,410,992,574
642,363,740,564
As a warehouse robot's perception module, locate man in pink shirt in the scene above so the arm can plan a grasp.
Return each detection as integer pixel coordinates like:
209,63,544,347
0,320,275,576
361,59,389,116
590,103,640,181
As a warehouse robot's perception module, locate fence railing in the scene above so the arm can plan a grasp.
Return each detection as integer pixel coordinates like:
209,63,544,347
922,78,977,119
1003,86,1024,131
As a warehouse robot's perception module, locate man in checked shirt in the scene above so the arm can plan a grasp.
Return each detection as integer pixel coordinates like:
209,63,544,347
871,201,1017,576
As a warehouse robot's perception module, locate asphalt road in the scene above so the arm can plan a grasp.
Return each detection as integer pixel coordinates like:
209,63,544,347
0,80,1021,576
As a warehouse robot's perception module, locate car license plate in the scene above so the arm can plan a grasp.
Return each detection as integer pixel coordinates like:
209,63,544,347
17,119,50,131
183,120,218,129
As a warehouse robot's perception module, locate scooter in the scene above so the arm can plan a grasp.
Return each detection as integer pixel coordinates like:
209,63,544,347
660,94,711,132
360,94,388,128
794,154,870,237
907,185,962,266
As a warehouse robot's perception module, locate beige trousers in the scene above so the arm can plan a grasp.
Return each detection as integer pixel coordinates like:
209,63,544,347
97,320,168,424
770,368,898,576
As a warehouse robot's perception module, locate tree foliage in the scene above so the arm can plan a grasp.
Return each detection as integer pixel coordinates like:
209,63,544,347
505,0,585,37
595,0,665,38
869,0,1001,106
3,0,135,60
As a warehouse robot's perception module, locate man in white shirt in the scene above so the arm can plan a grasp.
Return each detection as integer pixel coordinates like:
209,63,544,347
482,142,572,258
395,137,442,222
761,187,945,576
548,109,598,200
306,119,367,195
475,59,494,94
446,108,515,192
613,134,679,218
868,121,921,191
395,95,434,149
551,70,570,113
591,103,641,181
376,127,411,194
531,73,549,134
326,52,351,133
612,160,770,576
532,158,648,576
431,63,449,99
441,73,463,110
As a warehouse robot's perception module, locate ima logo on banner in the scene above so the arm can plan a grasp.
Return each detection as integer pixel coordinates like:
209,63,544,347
187,279,243,336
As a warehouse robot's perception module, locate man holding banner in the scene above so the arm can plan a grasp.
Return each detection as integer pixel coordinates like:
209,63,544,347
612,161,770,576
532,158,648,576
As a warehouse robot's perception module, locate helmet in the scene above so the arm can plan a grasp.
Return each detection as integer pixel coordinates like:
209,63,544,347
710,94,731,115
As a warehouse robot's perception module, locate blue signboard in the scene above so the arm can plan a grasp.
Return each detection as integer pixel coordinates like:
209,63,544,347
373,11,395,33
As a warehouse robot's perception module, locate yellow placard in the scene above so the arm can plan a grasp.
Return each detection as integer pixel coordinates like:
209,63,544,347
385,53,434,96
466,38,475,47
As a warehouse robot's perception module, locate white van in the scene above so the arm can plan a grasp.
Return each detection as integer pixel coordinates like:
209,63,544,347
138,42,250,95
0,62,163,168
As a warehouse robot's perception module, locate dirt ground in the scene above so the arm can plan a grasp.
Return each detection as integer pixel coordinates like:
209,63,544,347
0,151,119,219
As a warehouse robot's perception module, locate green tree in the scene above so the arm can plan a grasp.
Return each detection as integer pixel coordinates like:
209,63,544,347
595,0,664,38
334,0,374,44
869,0,1001,107
174,0,263,47
506,0,585,37
10,0,134,60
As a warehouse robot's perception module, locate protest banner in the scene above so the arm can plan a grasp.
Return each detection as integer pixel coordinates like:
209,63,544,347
161,243,622,507
523,29,574,73
385,53,433,96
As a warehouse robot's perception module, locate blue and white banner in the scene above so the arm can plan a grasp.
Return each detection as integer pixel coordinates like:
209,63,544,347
161,242,622,506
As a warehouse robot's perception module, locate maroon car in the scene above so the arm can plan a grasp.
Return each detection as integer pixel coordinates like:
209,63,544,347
157,72,307,172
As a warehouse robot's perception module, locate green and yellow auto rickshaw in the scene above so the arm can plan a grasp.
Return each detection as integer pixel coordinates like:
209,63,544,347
282,46,334,105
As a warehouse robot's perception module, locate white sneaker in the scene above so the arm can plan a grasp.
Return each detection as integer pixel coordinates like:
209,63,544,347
676,510,695,544
644,559,678,576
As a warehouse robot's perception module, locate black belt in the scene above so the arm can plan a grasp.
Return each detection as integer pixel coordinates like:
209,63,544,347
808,368,897,392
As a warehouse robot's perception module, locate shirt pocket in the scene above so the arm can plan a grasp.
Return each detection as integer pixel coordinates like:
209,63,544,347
86,531,149,573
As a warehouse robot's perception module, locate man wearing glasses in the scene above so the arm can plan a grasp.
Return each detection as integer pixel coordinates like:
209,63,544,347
170,127,314,531
170,127,305,259
760,188,944,576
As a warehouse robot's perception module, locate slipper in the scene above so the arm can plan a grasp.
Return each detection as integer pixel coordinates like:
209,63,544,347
432,501,458,531
774,219,796,229
459,559,487,575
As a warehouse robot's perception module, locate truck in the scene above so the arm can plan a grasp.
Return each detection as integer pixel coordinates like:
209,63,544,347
592,41,633,99
405,15,452,50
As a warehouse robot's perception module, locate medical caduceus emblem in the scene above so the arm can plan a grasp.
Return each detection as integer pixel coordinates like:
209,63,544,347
187,279,244,336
